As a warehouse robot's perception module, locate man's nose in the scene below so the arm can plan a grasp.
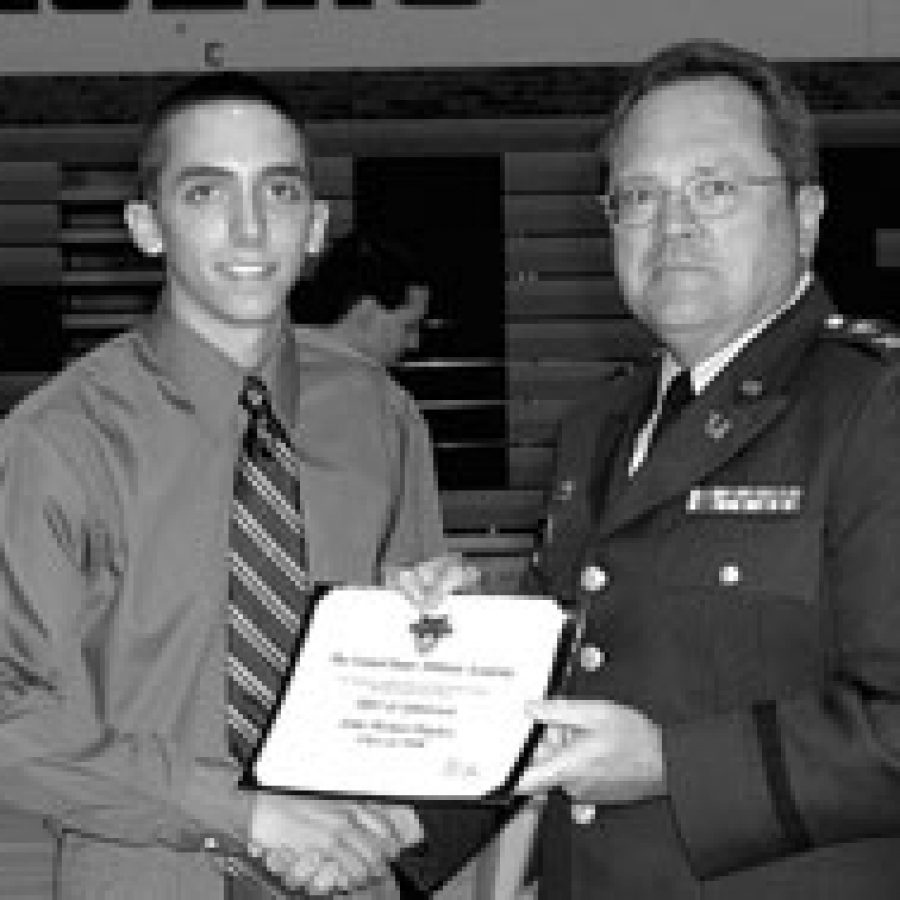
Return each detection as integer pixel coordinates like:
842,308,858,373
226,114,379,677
655,186,698,235
230,185,266,246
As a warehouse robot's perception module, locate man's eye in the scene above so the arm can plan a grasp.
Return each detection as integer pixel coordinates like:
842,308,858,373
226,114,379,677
183,183,221,204
695,178,737,200
268,181,308,203
619,185,656,208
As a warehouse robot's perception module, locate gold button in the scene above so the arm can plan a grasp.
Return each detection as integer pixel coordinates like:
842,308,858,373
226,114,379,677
719,563,741,586
571,803,596,825
579,645,608,672
580,566,609,592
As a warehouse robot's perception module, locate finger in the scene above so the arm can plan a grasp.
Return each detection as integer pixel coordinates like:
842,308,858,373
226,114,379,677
347,802,409,853
281,848,323,890
308,857,351,896
516,748,579,795
384,568,433,611
262,846,296,878
439,563,481,596
525,698,613,728
378,804,425,847
330,828,388,882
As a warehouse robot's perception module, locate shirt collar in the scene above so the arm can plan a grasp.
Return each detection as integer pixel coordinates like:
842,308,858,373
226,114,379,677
137,304,297,436
659,270,814,396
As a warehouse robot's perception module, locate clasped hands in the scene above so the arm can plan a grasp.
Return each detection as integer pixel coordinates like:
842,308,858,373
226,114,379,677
249,793,422,895
245,554,479,895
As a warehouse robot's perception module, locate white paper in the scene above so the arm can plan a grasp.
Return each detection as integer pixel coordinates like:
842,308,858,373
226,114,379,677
249,587,567,800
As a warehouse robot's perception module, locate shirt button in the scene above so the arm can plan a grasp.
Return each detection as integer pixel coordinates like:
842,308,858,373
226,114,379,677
580,566,609,592
571,803,596,825
719,563,741,586
579,645,608,672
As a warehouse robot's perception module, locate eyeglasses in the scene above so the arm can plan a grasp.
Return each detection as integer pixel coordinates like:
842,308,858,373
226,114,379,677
601,171,787,228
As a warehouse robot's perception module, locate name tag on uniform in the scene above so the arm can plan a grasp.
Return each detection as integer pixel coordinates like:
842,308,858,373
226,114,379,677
686,485,804,514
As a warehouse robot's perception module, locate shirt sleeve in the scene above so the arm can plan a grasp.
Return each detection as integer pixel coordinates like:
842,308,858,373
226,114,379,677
380,389,446,569
664,364,900,878
0,422,252,855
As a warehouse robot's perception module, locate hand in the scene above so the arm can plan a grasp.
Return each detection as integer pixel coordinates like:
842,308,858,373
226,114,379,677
250,794,406,894
383,553,480,612
517,698,667,806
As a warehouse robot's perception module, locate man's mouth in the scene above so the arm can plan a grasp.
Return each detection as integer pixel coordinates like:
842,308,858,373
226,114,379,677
217,262,277,281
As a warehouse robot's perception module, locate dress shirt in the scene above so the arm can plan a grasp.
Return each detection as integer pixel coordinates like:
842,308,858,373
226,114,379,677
0,306,444,899
629,270,813,475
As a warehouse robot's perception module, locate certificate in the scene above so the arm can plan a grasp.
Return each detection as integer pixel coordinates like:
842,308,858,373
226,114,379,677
241,587,572,803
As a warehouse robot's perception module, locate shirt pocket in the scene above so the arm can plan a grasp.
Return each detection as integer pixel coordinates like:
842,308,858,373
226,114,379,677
660,514,826,709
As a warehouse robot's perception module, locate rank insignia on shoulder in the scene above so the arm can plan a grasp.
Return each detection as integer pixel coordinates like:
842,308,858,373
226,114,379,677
823,314,900,355
687,485,804,514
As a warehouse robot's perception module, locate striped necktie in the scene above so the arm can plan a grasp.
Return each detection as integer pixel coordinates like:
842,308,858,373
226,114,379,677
227,375,311,764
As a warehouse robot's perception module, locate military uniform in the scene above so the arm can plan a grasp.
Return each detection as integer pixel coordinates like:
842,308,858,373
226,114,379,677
527,282,900,899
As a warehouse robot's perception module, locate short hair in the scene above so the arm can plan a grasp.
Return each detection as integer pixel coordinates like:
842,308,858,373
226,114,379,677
603,39,819,187
137,72,304,202
292,230,429,326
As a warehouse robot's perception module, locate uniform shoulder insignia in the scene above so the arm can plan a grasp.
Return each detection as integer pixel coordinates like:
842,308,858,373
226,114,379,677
822,313,900,357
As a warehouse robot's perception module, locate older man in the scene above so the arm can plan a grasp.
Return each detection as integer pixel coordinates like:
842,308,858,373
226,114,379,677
502,39,900,900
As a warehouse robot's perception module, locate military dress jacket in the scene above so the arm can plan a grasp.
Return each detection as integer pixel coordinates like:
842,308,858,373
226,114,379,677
530,282,900,900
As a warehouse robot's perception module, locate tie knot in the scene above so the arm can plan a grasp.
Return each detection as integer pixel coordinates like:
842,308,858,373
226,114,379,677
240,375,272,418
239,375,292,456
665,370,694,411
654,369,694,439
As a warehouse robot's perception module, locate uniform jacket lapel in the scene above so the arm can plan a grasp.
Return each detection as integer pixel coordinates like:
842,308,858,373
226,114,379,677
595,282,835,538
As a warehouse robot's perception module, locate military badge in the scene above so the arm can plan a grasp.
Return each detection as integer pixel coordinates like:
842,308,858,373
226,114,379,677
410,613,453,654
687,485,804,514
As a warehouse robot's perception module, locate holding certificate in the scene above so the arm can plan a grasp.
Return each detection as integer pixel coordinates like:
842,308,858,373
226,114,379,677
243,587,572,803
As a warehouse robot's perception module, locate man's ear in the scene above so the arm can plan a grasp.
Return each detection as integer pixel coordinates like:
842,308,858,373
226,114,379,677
795,184,826,266
124,201,164,257
305,200,329,256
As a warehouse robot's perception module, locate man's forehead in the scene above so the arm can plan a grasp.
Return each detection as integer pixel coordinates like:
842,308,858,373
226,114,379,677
614,76,772,169
161,98,308,171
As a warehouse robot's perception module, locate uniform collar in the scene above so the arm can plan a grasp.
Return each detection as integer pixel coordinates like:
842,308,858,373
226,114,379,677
659,270,814,397
597,278,837,538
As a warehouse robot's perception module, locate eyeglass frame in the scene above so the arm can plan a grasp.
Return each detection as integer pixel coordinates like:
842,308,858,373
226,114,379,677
600,168,791,228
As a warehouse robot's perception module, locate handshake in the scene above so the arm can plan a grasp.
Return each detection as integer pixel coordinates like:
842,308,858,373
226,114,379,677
237,554,480,895
245,793,423,895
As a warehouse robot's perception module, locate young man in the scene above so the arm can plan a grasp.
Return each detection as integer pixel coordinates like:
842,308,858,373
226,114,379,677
0,74,448,899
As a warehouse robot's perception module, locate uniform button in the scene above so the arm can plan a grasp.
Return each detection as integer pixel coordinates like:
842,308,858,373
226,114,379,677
580,566,609,592
738,378,764,400
579,645,608,672
824,313,845,329
571,803,596,825
203,836,219,852
718,563,741,586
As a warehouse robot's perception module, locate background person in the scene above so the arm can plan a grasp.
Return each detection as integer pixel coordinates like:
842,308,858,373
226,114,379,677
292,228,431,367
